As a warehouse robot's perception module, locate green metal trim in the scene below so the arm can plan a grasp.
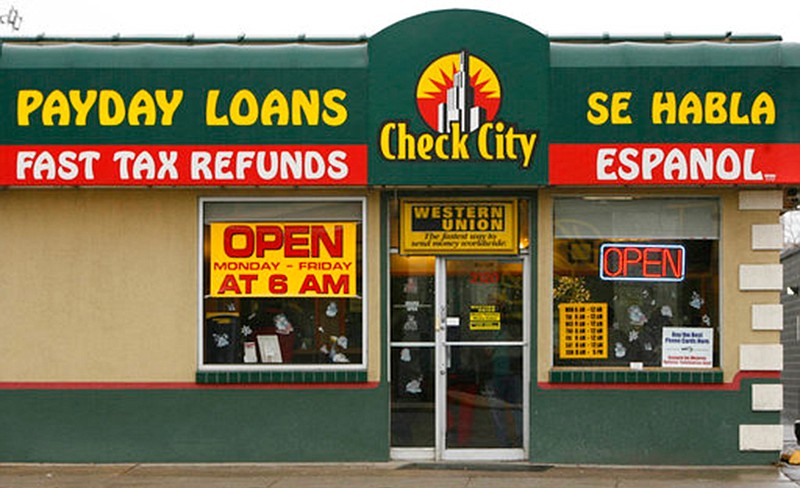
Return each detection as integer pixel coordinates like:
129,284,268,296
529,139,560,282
0,42,368,69
528,193,539,384
549,369,724,384
550,41,800,67
1,35,368,43
550,34,782,43
196,370,367,384
380,193,390,383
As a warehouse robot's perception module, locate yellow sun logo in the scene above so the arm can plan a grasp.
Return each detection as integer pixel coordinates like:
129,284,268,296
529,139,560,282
415,51,502,133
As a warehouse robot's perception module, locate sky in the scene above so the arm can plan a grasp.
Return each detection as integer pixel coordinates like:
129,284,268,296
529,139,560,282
2,0,800,42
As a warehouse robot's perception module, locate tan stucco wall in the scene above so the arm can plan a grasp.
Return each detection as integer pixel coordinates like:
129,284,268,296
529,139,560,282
537,188,781,383
719,192,781,380
0,188,381,382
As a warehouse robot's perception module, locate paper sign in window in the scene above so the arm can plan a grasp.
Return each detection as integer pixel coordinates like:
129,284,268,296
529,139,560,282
210,222,357,297
469,305,501,330
558,303,608,359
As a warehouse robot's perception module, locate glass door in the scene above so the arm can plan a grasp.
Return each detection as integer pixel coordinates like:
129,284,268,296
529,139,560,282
390,255,527,461
439,257,526,461
390,255,437,457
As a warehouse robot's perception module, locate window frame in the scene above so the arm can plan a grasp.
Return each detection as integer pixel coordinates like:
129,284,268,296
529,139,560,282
197,196,368,373
550,195,722,372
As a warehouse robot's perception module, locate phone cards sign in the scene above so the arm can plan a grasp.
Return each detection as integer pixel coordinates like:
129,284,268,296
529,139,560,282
661,327,713,368
469,305,501,331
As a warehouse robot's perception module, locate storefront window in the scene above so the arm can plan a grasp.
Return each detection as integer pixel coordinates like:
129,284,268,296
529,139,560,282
200,198,365,370
553,197,719,369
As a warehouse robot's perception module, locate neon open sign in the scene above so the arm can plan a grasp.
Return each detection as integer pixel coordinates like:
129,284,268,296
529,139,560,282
600,243,685,282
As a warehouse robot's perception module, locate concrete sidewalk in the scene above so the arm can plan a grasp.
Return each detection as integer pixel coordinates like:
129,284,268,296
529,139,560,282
1,463,799,488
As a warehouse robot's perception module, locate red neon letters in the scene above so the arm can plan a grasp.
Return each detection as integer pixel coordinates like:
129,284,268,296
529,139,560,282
600,243,685,282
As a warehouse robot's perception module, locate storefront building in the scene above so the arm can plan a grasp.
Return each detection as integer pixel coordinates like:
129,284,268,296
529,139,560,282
0,10,796,464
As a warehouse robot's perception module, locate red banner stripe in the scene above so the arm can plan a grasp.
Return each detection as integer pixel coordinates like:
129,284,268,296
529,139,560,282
0,144,367,186
550,143,800,185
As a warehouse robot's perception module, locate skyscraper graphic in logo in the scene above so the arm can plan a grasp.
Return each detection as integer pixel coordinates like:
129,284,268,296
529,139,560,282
416,50,501,134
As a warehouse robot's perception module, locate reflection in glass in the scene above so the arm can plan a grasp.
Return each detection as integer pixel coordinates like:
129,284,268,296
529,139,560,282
553,238,719,367
390,255,436,343
446,346,523,448
201,200,364,367
445,259,523,343
391,346,435,447
552,197,720,369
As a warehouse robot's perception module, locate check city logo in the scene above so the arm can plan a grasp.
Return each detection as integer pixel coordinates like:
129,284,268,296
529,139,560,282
378,50,539,168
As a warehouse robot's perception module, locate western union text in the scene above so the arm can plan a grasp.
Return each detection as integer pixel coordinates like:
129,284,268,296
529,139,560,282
411,204,505,232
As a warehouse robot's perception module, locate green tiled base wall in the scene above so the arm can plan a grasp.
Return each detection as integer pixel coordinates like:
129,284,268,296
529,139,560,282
196,370,368,384
550,369,723,384
0,385,390,462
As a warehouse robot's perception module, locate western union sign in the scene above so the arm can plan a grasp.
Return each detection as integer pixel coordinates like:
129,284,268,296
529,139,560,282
399,199,518,255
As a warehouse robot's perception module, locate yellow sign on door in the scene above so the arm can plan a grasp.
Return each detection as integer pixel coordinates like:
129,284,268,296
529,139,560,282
469,305,501,330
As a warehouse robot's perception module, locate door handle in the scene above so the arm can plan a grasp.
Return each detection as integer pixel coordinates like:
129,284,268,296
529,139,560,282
436,304,446,332
440,345,451,375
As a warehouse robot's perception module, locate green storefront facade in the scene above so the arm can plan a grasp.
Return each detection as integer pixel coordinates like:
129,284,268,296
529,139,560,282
0,10,796,464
